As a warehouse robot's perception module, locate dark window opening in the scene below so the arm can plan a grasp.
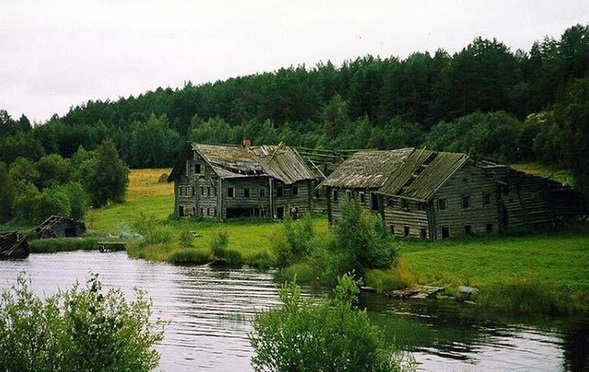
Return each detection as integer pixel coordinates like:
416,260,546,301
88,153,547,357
276,207,285,219
401,199,408,210
441,227,450,239
244,188,251,198
277,186,283,197
201,187,205,195
260,188,266,198
179,187,183,196
333,190,338,202
292,186,299,196
195,164,201,174
178,206,184,217
390,225,395,234
462,196,470,209
403,226,410,237
483,193,491,205
192,207,196,216
486,223,493,233
360,192,366,204
228,187,235,197
200,208,203,216
207,208,210,216
207,187,211,196
371,193,379,211
227,207,264,219
438,198,446,210
420,228,426,239
464,225,472,235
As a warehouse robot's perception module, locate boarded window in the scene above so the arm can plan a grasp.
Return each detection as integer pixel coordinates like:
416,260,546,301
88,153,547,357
462,196,470,209
260,188,266,198
244,187,251,198
228,187,235,197
195,164,201,174
438,198,446,210
464,225,472,235
292,186,299,196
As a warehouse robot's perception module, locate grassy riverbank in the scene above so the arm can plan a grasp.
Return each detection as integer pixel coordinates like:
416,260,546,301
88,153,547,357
59,169,589,313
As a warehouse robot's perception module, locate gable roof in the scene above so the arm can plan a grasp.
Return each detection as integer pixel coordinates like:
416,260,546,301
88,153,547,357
317,148,414,189
378,149,469,201
168,143,315,185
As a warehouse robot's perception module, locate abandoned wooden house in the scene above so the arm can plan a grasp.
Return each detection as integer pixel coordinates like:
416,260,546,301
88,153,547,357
320,148,588,239
167,142,316,220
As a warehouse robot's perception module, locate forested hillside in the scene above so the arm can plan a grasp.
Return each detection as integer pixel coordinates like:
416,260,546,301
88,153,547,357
1,24,588,196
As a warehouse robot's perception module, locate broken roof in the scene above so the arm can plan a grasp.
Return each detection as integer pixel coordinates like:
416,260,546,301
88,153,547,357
169,143,315,185
378,149,469,201
317,148,414,189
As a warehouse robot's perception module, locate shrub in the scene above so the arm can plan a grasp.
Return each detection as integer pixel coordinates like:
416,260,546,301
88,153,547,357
0,273,166,372
327,199,400,278
249,274,414,372
246,252,275,270
272,214,315,267
178,229,194,248
210,230,229,257
168,249,209,265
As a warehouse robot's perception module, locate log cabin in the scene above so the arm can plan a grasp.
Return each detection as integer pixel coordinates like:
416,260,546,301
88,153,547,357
167,142,316,221
319,148,588,239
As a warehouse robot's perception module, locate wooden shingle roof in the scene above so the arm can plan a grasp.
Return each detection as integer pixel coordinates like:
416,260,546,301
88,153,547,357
378,149,469,201
169,143,315,185
318,148,414,189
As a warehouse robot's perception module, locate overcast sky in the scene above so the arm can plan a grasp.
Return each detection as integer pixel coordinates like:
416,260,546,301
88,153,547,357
1,0,588,123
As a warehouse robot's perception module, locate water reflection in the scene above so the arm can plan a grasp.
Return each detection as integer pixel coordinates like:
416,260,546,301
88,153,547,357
0,251,586,371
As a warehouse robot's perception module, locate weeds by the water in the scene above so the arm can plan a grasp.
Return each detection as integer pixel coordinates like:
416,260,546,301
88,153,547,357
30,237,100,253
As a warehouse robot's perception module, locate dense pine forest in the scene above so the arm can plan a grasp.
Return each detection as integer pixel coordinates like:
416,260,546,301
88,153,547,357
1,24,589,224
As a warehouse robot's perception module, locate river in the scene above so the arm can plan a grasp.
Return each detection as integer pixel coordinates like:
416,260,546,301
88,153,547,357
0,251,587,371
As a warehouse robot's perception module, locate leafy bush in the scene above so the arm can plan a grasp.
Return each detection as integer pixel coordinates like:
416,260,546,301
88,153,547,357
0,273,166,372
327,200,400,278
133,213,173,246
246,252,275,270
210,230,229,257
249,274,414,372
272,214,315,267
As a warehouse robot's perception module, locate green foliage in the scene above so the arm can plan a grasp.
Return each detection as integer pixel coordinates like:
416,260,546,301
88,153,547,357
210,230,229,257
133,213,172,246
272,214,315,267
249,273,413,372
327,199,399,278
130,113,181,168
209,231,244,267
245,251,275,270
84,140,129,208
29,237,100,253
178,229,194,247
33,186,71,224
0,162,15,224
167,249,209,265
0,273,165,372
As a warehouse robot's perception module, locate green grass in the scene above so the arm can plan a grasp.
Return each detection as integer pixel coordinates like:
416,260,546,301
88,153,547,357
30,237,100,253
510,161,574,186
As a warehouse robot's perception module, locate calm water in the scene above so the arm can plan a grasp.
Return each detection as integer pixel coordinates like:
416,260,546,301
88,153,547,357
0,251,587,371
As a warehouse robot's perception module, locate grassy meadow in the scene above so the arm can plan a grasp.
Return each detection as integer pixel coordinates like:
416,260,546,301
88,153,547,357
86,168,589,313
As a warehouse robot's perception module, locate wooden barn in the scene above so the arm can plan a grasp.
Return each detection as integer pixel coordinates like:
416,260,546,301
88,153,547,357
316,148,413,224
167,142,316,221
320,148,588,239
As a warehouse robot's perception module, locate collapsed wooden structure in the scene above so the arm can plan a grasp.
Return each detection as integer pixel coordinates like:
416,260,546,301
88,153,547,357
0,232,30,259
319,148,588,239
35,215,86,239
168,142,317,220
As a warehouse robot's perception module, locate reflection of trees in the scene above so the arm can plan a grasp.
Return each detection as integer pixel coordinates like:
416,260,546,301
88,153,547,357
561,317,589,372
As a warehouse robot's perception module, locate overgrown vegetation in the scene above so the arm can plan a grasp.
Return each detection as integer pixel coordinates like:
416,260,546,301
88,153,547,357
249,274,415,372
0,273,166,372
29,237,100,253
274,200,400,285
